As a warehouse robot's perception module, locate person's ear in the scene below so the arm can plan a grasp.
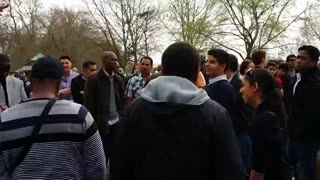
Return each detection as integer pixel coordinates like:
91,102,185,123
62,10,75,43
192,68,200,84
254,82,259,92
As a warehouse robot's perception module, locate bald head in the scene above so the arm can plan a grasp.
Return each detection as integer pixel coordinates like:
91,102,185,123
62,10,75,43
102,51,118,72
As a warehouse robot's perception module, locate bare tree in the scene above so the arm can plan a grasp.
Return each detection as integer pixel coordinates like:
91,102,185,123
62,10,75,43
164,0,221,50
138,9,161,56
206,0,306,59
39,8,105,68
82,0,159,65
301,1,320,43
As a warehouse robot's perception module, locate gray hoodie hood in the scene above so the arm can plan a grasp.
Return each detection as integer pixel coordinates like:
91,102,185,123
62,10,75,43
141,76,210,105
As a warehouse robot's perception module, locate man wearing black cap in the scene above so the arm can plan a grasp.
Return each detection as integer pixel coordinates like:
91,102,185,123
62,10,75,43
0,54,27,113
0,57,106,179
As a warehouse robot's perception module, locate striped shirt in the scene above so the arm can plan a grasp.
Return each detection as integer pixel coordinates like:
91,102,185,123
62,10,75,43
0,98,106,179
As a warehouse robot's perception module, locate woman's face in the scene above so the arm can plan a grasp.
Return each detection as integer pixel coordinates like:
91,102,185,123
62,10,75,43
240,78,257,106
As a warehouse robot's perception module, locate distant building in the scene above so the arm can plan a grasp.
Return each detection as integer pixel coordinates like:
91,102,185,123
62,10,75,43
20,53,46,71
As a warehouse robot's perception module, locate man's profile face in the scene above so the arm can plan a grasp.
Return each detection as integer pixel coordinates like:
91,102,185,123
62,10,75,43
205,55,225,79
297,50,316,71
84,64,97,77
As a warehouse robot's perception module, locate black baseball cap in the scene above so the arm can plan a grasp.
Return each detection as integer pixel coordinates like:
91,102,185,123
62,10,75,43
31,57,63,80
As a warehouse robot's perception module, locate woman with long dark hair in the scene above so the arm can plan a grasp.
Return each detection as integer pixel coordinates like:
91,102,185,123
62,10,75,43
240,68,289,180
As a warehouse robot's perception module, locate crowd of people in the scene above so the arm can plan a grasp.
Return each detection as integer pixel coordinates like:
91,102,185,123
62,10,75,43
0,43,319,180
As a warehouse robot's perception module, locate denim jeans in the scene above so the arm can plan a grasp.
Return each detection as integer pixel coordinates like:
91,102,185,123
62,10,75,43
290,142,320,180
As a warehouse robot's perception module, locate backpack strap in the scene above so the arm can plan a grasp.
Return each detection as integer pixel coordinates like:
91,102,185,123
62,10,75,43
7,98,57,178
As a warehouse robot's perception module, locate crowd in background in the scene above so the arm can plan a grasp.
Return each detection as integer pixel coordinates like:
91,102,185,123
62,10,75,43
0,43,320,180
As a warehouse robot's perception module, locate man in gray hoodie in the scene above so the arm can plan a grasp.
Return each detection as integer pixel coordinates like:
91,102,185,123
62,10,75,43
111,42,245,180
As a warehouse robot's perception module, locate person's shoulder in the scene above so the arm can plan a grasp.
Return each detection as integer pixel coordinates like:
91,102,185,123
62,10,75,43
72,74,82,82
114,73,123,82
201,99,228,114
56,100,83,113
199,100,231,125
7,76,23,84
70,71,79,77
206,80,233,91
128,75,139,84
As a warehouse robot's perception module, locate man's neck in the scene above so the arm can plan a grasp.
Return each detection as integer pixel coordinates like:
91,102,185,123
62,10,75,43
255,64,264,69
30,91,56,99
64,71,70,77
252,98,263,110
288,68,295,73
141,73,150,79
227,72,236,80
210,74,225,79
82,74,88,80
104,68,113,75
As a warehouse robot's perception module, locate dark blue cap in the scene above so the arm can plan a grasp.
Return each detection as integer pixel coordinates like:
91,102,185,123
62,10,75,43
31,57,63,80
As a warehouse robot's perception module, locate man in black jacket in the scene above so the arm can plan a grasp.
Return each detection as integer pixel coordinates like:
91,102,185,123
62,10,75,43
111,42,244,180
71,61,96,104
289,45,320,180
227,54,242,92
84,52,126,163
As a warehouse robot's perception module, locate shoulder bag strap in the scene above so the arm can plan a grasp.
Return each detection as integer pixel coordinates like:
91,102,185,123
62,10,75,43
7,98,57,178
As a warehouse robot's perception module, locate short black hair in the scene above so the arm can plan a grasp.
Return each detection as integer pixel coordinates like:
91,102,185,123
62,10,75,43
0,54,10,63
60,56,72,62
278,63,289,72
266,61,278,69
83,60,96,69
162,42,200,81
298,45,320,62
251,50,266,65
208,49,229,65
31,57,63,80
140,56,153,66
286,54,296,62
227,54,238,72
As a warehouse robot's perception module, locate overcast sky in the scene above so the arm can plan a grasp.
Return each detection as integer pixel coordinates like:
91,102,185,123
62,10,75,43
40,0,313,64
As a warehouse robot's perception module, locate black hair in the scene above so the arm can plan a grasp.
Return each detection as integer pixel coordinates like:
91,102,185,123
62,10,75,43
266,61,278,69
278,63,289,72
83,60,96,69
60,56,72,63
208,49,229,65
140,56,153,66
162,42,200,81
286,54,296,62
298,45,320,63
0,53,10,63
251,50,266,66
227,54,238,72
245,69,287,124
